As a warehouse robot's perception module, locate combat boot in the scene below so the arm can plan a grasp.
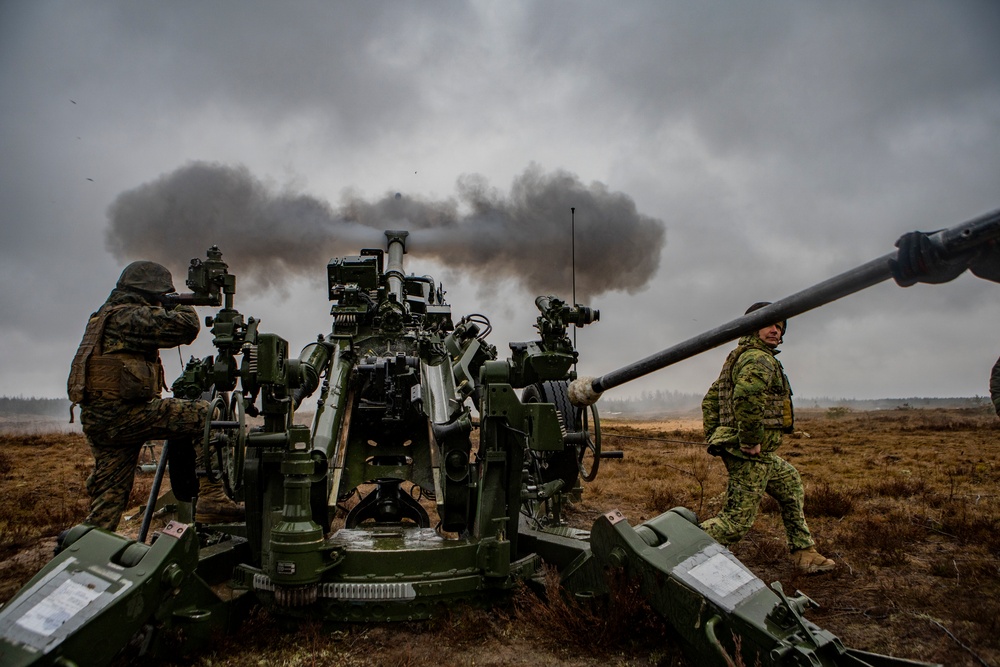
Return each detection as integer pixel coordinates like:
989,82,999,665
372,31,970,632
196,478,245,524
791,547,836,574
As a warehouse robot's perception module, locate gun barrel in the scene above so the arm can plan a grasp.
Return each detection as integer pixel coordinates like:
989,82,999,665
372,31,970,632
591,207,1000,394
384,230,409,303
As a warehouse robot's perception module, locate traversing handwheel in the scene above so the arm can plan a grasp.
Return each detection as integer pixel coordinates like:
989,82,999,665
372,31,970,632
200,391,248,500
575,402,601,482
223,391,247,498
201,394,230,483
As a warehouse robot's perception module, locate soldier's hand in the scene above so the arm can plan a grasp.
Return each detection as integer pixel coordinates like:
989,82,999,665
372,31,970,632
890,231,969,287
969,242,1000,283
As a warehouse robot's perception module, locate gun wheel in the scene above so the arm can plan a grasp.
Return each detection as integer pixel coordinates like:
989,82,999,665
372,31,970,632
522,381,581,492
576,403,601,482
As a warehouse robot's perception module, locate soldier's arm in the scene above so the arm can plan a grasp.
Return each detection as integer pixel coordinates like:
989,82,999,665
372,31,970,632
731,352,775,446
115,304,201,351
702,380,721,440
990,355,1000,418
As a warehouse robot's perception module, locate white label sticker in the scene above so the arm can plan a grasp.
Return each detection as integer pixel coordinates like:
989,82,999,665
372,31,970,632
15,579,103,637
687,552,756,598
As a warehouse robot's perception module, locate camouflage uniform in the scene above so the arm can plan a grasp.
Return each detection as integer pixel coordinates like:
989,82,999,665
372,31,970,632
967,245,1000,418
981,246,1000,419
991,356,1000,418
69,285,208,531
700,334,815,552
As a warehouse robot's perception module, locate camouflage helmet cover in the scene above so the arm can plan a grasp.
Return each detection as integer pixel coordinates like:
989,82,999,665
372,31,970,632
744,301,787,334
117,261,175,294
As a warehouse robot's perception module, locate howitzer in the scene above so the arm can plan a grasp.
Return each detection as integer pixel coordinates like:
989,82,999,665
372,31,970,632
1,226,957,667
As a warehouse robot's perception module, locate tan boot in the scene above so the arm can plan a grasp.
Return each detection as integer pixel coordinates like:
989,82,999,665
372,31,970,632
791,547,836,574
196,478,245,524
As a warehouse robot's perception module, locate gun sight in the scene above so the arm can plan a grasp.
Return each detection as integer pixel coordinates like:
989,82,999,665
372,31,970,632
161,292,223,307
162,246,234,308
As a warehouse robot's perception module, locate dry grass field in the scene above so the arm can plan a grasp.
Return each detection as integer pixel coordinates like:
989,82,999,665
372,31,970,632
1,407,998,666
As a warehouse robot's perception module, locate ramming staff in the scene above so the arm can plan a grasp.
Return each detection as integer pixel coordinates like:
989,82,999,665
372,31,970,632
569,207,1000,405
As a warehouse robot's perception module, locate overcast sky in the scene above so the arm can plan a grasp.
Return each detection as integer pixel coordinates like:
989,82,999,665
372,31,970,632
2,1,998,405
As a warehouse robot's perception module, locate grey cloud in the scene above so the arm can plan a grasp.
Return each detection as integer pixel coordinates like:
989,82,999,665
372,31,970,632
1,2,997,400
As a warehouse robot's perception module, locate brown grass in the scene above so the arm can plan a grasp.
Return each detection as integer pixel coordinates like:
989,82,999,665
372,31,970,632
0,432,92,600
573,408,1000,667
2,407,999,666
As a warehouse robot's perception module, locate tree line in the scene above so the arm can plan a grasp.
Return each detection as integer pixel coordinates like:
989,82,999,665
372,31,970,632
0,397,70,418
0,393,986,419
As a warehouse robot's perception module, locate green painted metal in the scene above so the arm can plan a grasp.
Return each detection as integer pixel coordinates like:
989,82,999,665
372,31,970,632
0,523,251,667
4,219,988,665
585,509,942,667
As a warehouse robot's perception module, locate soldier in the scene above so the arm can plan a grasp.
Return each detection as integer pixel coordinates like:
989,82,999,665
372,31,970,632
68,261,209,531
993,356,1000,419
700,302,836,574
890,231,1000,416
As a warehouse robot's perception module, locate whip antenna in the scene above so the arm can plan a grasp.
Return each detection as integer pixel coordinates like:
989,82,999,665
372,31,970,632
571,207,577,351
571,207,576,307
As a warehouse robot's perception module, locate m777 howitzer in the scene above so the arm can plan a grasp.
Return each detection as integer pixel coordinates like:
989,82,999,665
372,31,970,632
0,230,608,666
4,207,997,667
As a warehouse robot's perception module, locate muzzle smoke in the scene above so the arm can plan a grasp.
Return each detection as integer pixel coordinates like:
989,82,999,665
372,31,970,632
106,161,665,298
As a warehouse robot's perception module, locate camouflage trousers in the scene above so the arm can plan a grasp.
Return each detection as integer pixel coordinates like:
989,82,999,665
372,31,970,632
700,451,815,552
81,397,208,531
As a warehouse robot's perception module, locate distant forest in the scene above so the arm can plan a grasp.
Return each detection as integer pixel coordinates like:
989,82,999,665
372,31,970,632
0,393,989,419
0,397,71,418
587,390,989,416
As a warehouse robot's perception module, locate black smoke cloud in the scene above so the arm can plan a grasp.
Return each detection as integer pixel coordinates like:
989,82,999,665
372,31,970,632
106,161,665,297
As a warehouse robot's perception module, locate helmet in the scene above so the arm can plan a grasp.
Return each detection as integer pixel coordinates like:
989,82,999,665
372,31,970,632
116,261,175,294
744,301,786,334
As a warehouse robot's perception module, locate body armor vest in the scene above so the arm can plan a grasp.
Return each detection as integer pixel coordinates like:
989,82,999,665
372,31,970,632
716,343,794,432
67,304,163,408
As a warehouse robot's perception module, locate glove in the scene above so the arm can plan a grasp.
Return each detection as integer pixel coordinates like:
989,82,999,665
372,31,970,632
969,242,1000,283
890,231,968,287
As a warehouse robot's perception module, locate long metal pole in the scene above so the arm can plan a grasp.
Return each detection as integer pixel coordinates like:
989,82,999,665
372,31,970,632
139,441,169,544
571,207,577,351
590,207,1000,394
